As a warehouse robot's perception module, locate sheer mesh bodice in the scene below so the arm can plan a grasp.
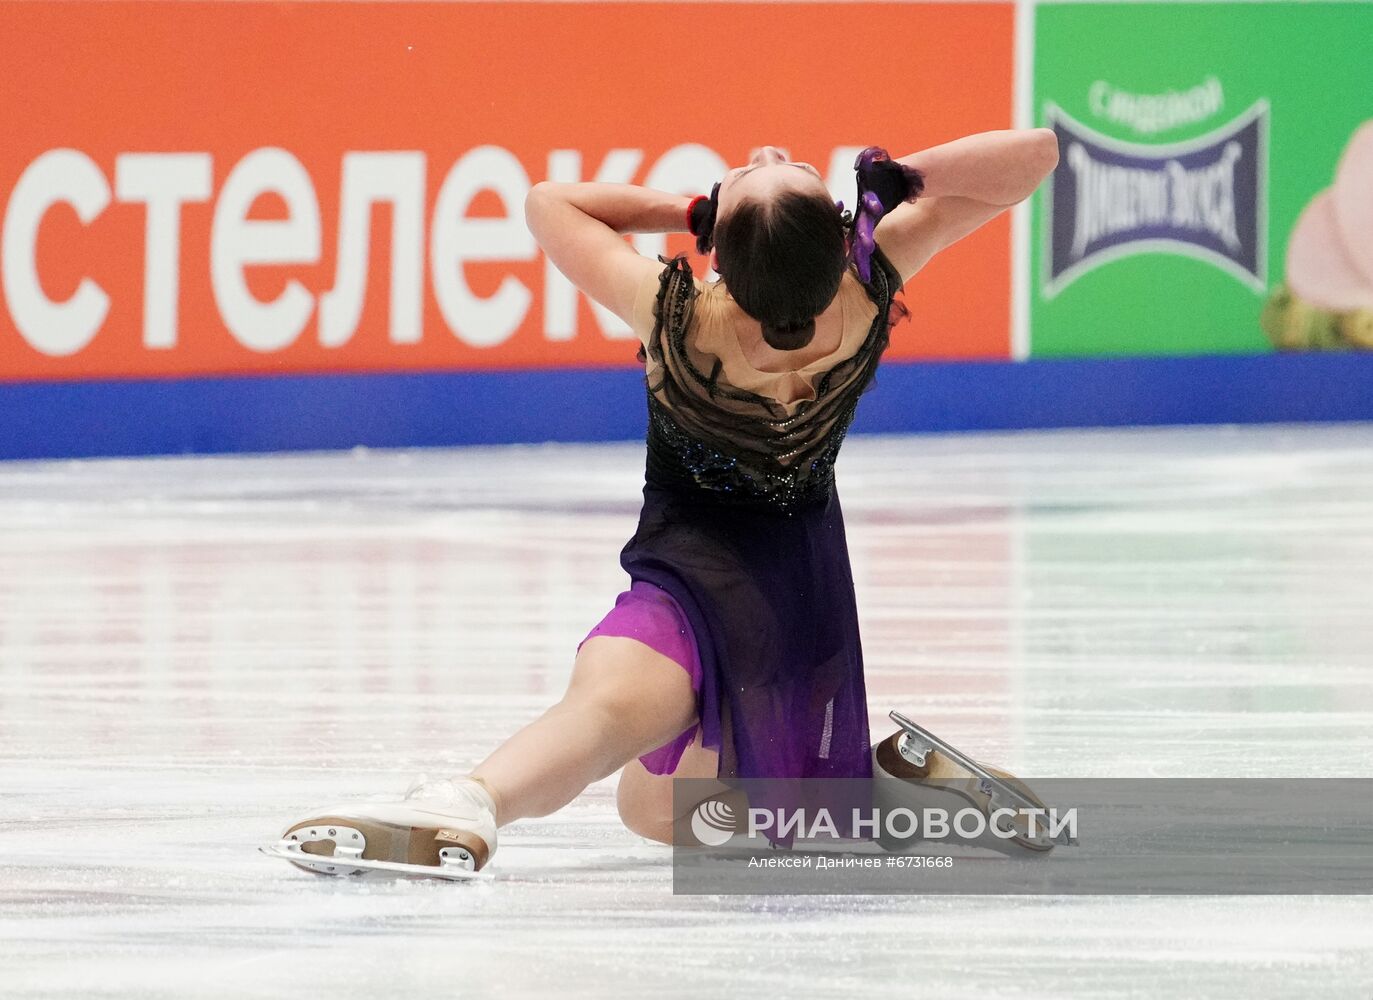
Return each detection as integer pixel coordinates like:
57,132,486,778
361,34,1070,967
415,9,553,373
638,247,904,514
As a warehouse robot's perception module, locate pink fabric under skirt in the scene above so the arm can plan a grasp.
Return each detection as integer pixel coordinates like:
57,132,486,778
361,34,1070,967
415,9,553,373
577,579,703,775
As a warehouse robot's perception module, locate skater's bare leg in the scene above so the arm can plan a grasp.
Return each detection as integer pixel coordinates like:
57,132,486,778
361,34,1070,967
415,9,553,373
471,635,697,825
616,740,721,845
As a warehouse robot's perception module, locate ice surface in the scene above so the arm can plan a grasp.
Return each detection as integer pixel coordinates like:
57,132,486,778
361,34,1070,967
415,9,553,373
2,425,1371,998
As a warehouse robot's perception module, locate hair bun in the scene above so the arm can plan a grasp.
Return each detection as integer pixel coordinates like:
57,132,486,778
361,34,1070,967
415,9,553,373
760,316,817,351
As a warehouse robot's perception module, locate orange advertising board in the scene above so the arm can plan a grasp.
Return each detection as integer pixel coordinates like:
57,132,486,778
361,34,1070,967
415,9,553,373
0,1,1013,382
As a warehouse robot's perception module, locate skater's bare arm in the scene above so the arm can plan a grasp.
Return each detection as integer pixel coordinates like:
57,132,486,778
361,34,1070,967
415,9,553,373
876,129,1059,285
528,182,689,235
898,129,1059,205
525,182,686,333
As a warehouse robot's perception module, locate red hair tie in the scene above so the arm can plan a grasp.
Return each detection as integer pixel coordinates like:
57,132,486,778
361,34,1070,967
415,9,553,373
685,195,708,234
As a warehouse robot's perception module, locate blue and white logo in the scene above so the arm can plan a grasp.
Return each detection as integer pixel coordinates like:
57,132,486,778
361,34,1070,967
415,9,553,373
1042,99,1269,298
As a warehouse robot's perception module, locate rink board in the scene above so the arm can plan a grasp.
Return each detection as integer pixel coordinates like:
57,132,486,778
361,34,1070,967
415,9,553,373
6,353,1373,459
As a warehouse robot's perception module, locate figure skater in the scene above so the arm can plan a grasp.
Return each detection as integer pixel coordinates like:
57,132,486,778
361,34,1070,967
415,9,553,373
266,132,1063,878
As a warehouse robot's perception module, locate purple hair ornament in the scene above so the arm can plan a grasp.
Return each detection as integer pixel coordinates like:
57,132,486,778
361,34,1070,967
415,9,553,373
850,190,885,284
849,146,926,283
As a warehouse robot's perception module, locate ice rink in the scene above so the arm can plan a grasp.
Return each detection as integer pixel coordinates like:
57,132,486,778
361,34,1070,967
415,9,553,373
2,424,1371,998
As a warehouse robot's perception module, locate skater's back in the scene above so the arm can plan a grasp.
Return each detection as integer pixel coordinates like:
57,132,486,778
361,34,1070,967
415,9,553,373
629,246,904,514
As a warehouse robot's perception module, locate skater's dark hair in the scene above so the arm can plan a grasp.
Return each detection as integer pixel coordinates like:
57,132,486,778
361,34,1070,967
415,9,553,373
685,147,922,349
713,190,849,352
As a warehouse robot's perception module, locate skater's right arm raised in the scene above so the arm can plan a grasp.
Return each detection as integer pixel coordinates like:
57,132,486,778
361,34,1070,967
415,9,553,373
876,129,1059,285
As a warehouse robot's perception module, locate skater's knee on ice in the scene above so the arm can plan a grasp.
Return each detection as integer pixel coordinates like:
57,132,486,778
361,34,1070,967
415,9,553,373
617,797,675,844
617,747,725,846
616,762,675,844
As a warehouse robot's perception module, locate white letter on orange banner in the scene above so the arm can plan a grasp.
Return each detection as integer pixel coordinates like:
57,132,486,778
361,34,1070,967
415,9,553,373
826,146,865,216
115,153,213,350
543,148,643,341
319,152,426,348
210,148,321,352
430,146,534,348
641,143,729,281
1,149,110,357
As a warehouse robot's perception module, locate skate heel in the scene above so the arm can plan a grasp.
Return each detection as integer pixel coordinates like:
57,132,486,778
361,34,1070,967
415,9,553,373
278,818,367,875
872,710,1076,857
262,777,498,881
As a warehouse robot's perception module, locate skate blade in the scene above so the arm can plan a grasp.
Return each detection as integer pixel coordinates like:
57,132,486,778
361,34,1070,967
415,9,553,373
888,710,1078,849
259,843,490,882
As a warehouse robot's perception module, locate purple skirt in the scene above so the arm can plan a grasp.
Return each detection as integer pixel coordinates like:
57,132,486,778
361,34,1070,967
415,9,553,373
613,484,874,783
578,580,703,775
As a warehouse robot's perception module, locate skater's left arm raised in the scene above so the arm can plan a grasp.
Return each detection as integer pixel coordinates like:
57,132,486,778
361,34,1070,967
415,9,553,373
875,129,1060,285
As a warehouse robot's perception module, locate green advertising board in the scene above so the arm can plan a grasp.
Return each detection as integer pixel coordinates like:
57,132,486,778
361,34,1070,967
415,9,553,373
1030,2,1373,357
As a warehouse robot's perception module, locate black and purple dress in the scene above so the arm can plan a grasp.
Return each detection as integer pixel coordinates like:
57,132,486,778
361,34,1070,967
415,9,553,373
579,245,908,781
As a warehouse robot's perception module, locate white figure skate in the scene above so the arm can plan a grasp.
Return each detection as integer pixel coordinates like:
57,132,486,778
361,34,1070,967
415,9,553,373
260,776,498,881
872,710,1076,856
